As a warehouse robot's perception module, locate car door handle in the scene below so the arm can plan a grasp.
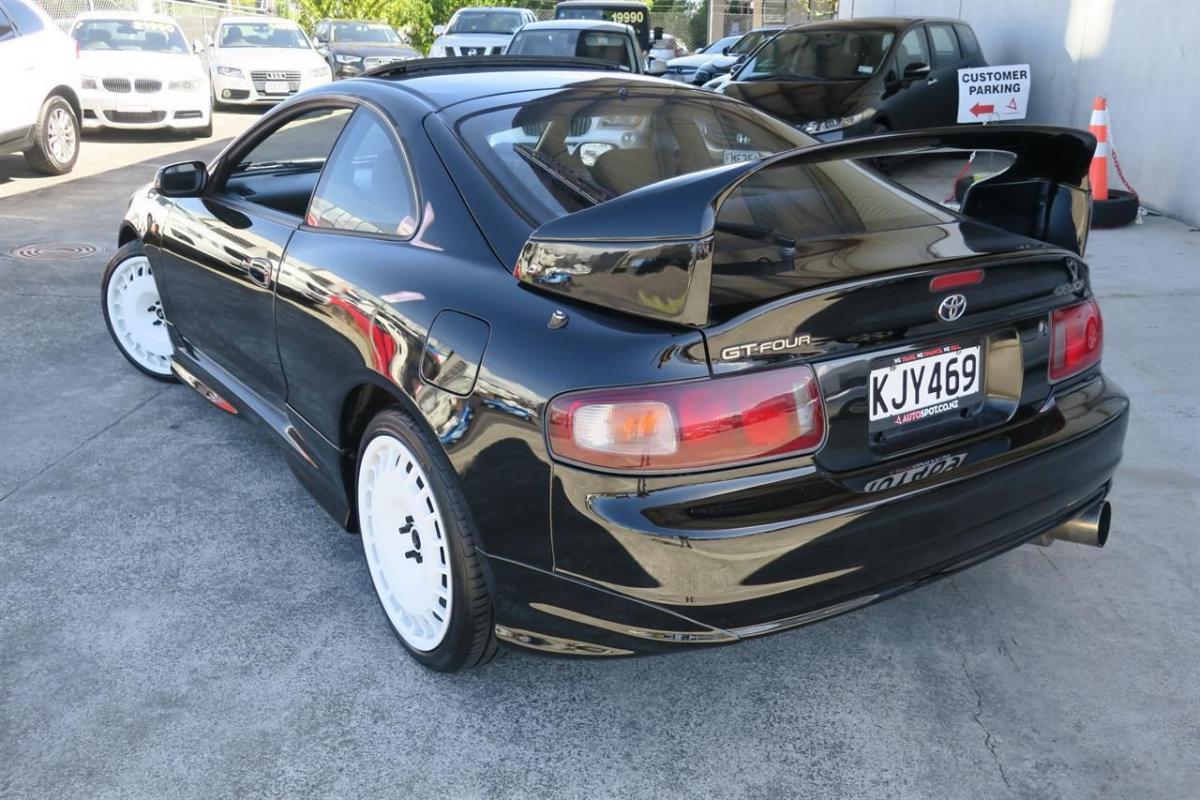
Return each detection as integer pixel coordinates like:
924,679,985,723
245,257,273,288
928,77,939,86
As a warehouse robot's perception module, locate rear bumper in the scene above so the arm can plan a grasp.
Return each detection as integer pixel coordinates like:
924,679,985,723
490,375,1129,655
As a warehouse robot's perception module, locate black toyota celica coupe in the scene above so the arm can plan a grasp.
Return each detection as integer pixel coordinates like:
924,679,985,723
101,57,1128,671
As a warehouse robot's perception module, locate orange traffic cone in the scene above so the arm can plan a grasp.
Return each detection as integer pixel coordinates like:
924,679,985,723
1089,97,1109,201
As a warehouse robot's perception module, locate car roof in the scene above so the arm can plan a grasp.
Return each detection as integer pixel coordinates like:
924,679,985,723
517,19,630,32
454,5,529,11
786,16,968,31
555,0,648,7
375,66,674,112
72,11,178,23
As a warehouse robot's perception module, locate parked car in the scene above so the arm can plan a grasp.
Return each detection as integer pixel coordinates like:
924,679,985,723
696,33,741,55
647,31,686,62
0,0,81,174
506,19,663,74
101,59,1126,672
313,19,419,79
428,7,535,57
70,12,212,137
554,0,651,52
717,17,987,140
205,16,332,108
672,25,784,85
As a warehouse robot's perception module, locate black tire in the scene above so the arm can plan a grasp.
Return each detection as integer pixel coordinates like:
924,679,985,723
23,94,80,175
100,240,177,382
1091,189,1139,228
356,407,498,672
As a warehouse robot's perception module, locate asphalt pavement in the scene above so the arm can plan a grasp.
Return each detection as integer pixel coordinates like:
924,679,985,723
1,117,1197,799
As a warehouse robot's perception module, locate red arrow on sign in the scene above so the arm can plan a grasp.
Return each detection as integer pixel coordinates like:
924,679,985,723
971,102,995,117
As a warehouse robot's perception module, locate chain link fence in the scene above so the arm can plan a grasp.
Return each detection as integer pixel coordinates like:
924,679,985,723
711,0,838,45
35,0,272,42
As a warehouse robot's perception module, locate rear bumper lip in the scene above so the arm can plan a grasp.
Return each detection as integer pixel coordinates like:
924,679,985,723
516,375,1128,653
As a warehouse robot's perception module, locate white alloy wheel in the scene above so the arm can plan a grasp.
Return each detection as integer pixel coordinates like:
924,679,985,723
105,255,173,376
358,432,454,652
47,106,77,166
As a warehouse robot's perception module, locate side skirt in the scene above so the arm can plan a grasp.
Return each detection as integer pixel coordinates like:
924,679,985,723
172,349,353,528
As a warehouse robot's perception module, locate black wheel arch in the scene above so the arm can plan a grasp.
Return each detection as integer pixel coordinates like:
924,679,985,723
336,377,441,531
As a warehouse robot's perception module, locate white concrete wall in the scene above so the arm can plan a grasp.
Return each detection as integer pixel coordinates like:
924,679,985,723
840,0,1200,224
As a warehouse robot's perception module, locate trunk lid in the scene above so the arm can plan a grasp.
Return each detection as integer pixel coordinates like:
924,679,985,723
703,228,1089,471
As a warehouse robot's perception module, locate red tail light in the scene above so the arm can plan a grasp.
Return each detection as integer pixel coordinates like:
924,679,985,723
547,366,825,472
1048,298,1103,382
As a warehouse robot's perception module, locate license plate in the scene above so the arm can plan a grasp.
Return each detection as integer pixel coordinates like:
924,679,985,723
868,343,983,429
723,149,769,164
263,80,290,95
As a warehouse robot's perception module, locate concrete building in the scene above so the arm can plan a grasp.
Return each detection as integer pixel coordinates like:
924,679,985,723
840,0,1200,225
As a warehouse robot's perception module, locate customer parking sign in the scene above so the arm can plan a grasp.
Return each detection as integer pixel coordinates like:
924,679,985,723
957,65,1031,123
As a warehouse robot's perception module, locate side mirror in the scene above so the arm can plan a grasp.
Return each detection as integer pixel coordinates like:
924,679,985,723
155,161,207,198
191,38,205,54
721,46,730,55
432,24,446,36
646,58,667,76
902,62,930,82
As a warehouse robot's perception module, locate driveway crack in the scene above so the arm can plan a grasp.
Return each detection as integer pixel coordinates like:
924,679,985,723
959,651,1014,794
0,387,167,506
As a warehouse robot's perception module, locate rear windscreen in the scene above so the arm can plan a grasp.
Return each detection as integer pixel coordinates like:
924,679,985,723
507,29,636,70
453,87,948,231
556,5,650,45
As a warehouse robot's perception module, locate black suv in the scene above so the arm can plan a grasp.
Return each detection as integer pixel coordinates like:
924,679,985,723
718,17,986,140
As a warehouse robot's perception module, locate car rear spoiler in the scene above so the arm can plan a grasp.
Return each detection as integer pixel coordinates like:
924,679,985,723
514,125,1096,327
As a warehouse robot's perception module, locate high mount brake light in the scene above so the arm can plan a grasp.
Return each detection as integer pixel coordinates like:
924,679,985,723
1048,298,1103,382
930,269,985,292
547,366,825,472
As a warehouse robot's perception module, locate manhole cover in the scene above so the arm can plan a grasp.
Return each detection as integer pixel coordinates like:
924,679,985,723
11,242,99,261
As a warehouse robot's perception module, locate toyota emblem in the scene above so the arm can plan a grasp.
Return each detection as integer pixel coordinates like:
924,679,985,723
937,293,967,322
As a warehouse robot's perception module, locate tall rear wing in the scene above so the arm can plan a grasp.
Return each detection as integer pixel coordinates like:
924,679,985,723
514,125,1097,327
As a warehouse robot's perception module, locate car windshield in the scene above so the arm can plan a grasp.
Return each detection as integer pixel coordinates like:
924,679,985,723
729,29,773,56
331,22,400,44
73,19,188,53
218,22,309,49
448,10,525,35
740,28,895,80
507,29,634,70
452,87,949,234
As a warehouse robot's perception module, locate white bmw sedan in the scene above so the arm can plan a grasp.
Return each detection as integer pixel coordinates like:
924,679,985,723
206,16,331,108
70,12,211,136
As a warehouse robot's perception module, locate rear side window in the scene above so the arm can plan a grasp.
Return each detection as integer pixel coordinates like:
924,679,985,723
954,23,980,58
307,110,418,237
0,0,46,34
927,23,961,67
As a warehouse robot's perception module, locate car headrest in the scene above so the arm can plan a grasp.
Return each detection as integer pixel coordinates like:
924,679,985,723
592,147,660,196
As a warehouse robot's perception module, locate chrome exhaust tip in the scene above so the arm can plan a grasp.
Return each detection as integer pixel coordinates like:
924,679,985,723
1029,500,1111,548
